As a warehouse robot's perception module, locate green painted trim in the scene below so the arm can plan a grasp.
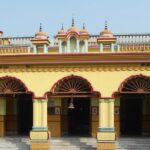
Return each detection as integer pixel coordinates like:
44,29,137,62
97,140,116,143
32,126,48,131
98,127,115,132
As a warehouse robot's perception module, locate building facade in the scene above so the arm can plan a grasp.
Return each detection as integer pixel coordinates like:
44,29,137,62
0,20,150,150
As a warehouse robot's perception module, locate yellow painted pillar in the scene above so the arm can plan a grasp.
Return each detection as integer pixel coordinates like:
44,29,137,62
41,100,48,128
109,99,115,128
97,99,116,150
33,100,39,127
30,99,49,150
0,97,6,136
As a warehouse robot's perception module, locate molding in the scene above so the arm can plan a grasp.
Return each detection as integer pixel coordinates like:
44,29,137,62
0,53,150,65
0,64,149,73
98,127,115,132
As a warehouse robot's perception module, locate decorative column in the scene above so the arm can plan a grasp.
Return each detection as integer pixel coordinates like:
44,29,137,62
30,99,49,150
41,100,48,129
97,99,116,150
111,43,115,52
77,39,80,53
100,43,103,53
117,45,120,52
32,100,39,130
43,44,48,53
58,40,62,53
33,45,37,54
108,99,115,129
84,40,88,53
0,97,6,137
67,40,70,53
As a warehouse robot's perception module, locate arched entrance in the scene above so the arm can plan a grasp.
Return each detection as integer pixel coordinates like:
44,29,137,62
47,75,100,137
118,75,150,136
0,76,33,136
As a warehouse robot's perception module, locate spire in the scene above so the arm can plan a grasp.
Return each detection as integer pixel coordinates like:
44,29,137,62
105,21,108,30
83,23,85,30
39,23,42,32
72,17,75,27
61,24,64,30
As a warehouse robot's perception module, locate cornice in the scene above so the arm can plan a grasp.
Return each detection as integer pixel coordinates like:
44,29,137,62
0,53,150,65
0,64,149,73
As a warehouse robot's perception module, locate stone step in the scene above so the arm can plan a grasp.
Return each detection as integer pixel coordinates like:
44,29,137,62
116,137,150,150
51,137,97,150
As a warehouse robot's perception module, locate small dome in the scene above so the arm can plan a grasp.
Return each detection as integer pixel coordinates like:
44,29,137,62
35,31,47,39
67,18,79,33
100,29,113,37
67,26,79,33
100,22,113,38
34,24,47,39
80,24,89,35
58,24,66,35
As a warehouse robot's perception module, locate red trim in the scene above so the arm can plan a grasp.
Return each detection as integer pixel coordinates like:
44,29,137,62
0,53,150,65
112,74,150,98
50,74,94,93
0,76,35,97
118,74,150,92
44,74,101,98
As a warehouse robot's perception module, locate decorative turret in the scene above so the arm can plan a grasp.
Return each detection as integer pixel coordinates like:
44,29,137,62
97,21,116,52
56,19,89,53
80,23,90,38
67,18,79,36
31,24,50,54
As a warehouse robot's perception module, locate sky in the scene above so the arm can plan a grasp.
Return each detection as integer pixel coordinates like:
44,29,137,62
0,0,150,36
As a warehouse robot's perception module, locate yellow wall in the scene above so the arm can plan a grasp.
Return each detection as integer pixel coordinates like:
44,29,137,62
0,65,149,97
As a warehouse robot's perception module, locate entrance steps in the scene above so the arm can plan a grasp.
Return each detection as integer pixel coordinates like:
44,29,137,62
51,137,97,150
0,136,30,150
116,137,150,150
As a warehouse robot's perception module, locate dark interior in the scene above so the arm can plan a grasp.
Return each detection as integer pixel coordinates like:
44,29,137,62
120,94,143,136
68,97,90,136
17,94,33,135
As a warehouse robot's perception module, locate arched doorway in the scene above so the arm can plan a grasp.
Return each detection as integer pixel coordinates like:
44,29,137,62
0,76,33,136
47,75,100,137
118,75,150,136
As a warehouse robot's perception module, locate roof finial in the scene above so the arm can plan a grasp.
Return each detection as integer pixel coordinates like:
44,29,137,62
61,24,64,30
83,23,85,29
72,18,75,27
39,23,42,32
105,21,108,30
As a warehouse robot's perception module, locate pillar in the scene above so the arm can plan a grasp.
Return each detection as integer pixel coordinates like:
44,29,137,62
32,100,39,128
33,45,37,54
117,45,120,52
43,44,48,53
67,40,70,53
0,97,6,136
97,99,116,150
59,40,62,53
111,43,115,52
77,39,80,53
30,99,49,150
84,39,88,53
41,100,48,129
100,43,103,52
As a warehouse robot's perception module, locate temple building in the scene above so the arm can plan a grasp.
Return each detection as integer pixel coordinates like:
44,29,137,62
0,20,150,150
